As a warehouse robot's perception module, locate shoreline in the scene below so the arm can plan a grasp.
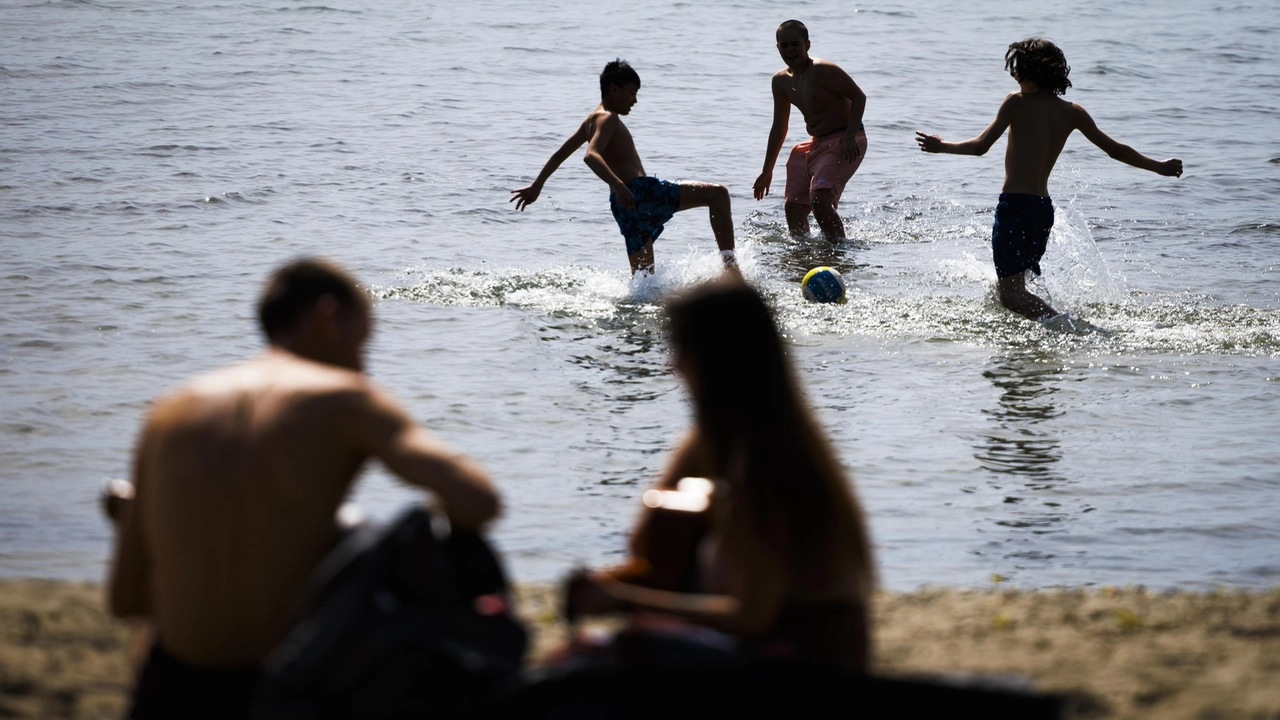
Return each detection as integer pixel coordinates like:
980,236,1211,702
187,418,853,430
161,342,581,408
1,580,1276,719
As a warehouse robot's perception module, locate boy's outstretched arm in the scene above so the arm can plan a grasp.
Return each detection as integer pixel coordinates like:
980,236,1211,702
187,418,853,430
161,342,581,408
753,77,791,200
510,123,589,211
583,115,635,208
1074,106,1183,177
916,94,1015,156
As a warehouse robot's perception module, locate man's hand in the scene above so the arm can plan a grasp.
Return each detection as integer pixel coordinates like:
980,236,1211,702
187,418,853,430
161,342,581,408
841,133,862,163
753,171,772,201
1157,158,1183,178
613,182,636,209
509,183,541,211
915,131,945,153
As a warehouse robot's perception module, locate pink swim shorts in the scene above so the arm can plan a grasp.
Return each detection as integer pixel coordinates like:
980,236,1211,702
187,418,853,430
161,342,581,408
784,128,867,207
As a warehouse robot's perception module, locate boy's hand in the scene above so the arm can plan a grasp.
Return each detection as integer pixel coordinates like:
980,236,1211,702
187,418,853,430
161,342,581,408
613,182,636,209
915,131,944,153
841,133,862,163
1156,158,1183,178
753,171,772,200
509,183,542,211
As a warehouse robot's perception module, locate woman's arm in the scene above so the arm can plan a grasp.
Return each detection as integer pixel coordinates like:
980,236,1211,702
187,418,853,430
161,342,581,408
626,429,713,555
572,487,790,636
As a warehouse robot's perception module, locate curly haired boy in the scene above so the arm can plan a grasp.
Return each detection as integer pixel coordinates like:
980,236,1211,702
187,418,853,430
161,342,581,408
916,38,1182,324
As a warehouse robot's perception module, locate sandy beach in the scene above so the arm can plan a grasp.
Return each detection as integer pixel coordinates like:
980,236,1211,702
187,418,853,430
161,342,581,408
1,579,1276,719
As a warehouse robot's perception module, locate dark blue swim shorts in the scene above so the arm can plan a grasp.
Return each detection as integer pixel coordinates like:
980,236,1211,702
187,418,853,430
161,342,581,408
609,176,682,256
991,193,1054,278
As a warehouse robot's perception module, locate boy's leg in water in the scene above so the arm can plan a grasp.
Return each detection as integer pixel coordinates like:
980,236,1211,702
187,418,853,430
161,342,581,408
997,272,1058,321
785,201,812,236
810,188,846,240
677,182,736,266
628,241,655,276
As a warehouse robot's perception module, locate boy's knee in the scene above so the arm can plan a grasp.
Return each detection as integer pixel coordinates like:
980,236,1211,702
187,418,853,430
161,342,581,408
811,189,835,209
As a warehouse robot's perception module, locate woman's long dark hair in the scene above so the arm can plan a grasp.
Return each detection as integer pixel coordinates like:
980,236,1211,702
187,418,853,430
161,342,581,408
667,281,873,598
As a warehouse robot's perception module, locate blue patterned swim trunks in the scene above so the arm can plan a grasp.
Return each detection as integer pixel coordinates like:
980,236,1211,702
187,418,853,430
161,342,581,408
609,176,682,256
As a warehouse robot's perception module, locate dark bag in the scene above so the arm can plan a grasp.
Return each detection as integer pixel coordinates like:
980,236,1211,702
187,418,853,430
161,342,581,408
253,506,527,720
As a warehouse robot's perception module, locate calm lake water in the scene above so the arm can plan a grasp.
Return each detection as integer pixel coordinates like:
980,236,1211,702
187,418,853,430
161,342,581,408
2,0,1278,590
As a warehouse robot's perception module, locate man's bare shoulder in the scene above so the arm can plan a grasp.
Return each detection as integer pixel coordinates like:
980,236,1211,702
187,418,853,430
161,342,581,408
812,57,848,74
150,353,374,424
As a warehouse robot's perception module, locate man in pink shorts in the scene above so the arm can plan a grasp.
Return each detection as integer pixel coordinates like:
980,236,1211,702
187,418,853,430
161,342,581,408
754,20,868,240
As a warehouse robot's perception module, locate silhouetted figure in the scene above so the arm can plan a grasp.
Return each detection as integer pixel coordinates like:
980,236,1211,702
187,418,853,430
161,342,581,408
511,60,739,276
567,279,874,671
106,259,501,719
916,38,1182,324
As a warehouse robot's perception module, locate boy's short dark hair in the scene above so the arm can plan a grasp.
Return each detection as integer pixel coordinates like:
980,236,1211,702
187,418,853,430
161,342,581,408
1005,37,1072,96
599,59,641,98
776,19,808,40
258,258,368,340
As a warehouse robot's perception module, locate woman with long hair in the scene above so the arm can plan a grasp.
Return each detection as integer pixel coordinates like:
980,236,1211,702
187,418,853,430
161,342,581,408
567,279,874,670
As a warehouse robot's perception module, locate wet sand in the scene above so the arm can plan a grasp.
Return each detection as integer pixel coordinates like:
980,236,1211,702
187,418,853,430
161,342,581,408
2,579,1276,719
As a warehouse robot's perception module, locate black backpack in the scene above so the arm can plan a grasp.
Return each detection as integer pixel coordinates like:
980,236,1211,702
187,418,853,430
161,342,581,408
253,506,527,720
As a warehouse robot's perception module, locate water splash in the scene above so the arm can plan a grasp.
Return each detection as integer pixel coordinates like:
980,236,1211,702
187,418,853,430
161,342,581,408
374,211,1280,358
1038,201,1126,307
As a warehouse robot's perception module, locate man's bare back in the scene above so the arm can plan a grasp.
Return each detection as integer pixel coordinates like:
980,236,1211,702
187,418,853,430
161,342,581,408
108,261,499,669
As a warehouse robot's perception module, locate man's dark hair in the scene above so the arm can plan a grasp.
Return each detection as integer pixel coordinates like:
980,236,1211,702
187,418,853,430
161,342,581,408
777,19,809,40
1005,37,1072,96
257,258,368,340
599,59,641,98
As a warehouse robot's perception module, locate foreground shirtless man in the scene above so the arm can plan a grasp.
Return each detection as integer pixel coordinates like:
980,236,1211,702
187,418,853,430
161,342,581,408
107,258,500,719
754,20,868,240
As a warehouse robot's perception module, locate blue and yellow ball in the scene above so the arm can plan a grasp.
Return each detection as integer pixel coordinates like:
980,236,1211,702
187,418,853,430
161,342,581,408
801,266,846,303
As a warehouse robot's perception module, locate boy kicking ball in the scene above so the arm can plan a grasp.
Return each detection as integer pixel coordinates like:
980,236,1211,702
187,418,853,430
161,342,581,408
511,60,738,277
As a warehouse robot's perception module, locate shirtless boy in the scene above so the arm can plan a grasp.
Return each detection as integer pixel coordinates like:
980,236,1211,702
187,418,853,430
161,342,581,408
754,20,868,240
107,259,500,719
916,38,1182,322
510,60,737,276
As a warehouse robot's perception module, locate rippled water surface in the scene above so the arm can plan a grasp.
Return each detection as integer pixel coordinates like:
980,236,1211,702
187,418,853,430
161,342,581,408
2,0,1278,589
